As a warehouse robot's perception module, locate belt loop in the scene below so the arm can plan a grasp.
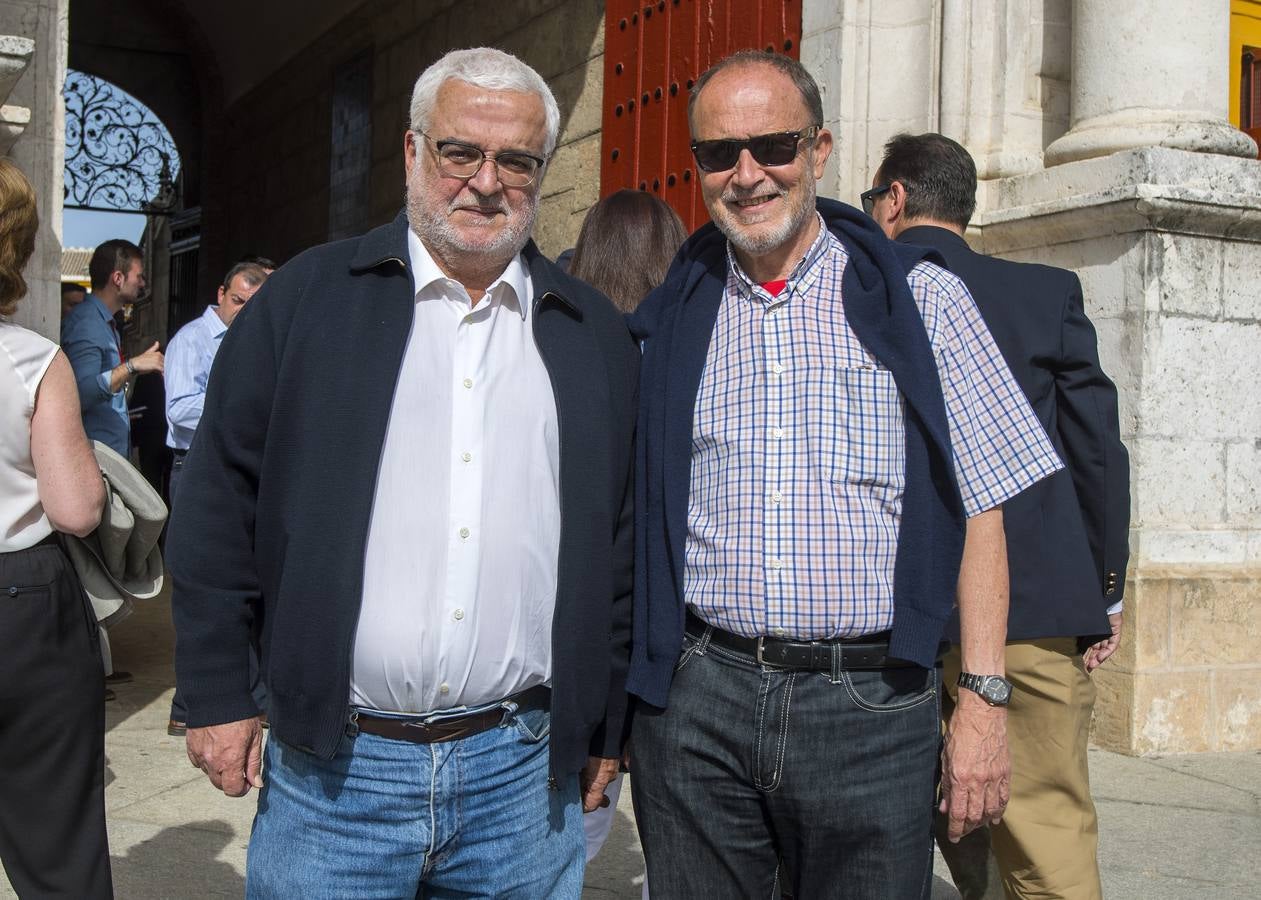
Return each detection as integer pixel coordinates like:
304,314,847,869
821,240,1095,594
346,709,360,737
697,624,714,655
829,643,843,684
497,697,521,728
755,635,766,666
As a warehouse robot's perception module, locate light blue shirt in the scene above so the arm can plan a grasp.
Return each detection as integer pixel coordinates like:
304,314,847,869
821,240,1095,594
164,305,227,450
61,293,129,455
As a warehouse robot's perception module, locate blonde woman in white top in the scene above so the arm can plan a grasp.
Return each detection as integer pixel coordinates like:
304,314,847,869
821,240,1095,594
0,158,112,898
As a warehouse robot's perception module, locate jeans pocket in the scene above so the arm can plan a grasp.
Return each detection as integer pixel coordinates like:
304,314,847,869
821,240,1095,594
513,707,551,744
673,634,701,674
840,666,936,713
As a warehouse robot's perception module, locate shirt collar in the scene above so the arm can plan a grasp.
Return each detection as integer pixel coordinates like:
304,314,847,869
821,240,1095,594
84,293,116,324
406,228,531,320
202,304,229,338
726,212,832,303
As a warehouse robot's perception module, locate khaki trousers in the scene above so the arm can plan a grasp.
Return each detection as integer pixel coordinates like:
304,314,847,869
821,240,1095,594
938,639,1102,900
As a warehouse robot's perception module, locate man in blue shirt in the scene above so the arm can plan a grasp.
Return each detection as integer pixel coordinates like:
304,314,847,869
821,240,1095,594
164,261,268,500
162,260,269,736
61,239,165,691
61,239,165,456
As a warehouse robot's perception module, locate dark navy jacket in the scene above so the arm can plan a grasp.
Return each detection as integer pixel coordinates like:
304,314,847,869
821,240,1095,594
167,212,639,776
627,199,969,709
899,226,1129,642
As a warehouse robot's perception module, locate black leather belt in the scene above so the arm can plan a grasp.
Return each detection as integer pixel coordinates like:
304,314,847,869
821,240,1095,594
352,685,550,745
686,611,930,671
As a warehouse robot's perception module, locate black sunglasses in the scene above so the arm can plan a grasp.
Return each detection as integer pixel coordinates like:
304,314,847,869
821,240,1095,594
690,126,821,173
860,184,891,215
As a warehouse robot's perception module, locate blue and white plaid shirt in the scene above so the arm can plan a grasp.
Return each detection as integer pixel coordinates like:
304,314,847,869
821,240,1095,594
684,217,1062,640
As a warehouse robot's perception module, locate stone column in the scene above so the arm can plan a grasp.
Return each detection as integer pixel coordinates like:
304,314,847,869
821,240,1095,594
803,0,941,204
0,0,67,340
939,0,1072,179
1045,0,1257,165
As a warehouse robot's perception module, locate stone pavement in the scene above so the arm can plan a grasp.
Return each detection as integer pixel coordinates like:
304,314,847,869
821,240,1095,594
4,593,1259,899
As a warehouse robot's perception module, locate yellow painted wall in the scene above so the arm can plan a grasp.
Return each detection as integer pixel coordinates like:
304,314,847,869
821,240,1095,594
1231,0,1261,126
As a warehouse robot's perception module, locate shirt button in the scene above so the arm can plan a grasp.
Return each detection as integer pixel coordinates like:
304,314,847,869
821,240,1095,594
770,490,783,503
458,527,470,539
440,683,450,694
771,362,785,375
771,427,785,439
453,608,464,621
461,451,472,463
770,558,784,570
773,627,786,637
462,378,473,389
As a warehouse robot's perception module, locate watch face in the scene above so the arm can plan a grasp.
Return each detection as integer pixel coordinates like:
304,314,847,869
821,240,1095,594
981,677,1012,705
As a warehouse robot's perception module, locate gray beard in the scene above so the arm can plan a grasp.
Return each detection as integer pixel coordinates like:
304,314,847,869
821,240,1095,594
715,176,817,257
405,187,536,269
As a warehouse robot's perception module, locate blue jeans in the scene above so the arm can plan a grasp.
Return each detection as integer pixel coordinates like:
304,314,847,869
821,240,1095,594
631,625,941,899
246,705,584,898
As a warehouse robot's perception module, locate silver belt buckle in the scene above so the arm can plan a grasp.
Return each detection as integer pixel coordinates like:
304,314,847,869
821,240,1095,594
755,636,767,665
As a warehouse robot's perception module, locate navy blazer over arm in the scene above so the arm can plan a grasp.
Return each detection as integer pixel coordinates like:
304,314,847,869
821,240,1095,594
898,225,1130,643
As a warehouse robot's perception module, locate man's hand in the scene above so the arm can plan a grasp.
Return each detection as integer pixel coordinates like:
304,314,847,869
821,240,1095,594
579,756,620,813
110,342,165,392
131,341,165,375
186,717,264,797
1084,611,1123,673
939,691,1010,843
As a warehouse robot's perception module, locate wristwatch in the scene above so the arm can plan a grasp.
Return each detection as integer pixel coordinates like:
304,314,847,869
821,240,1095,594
957,672,1013,706
124,359,136,376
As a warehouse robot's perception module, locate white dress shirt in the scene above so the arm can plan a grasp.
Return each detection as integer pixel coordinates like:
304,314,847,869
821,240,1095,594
164,306,227,450
350,231,560,714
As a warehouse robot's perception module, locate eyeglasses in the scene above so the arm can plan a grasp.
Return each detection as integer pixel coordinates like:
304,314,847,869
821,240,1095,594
690,126,821,174
860,184,891,215
420,132,547,188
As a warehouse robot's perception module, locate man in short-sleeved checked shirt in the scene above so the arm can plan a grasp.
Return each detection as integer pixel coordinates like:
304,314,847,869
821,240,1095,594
629,52,1062,899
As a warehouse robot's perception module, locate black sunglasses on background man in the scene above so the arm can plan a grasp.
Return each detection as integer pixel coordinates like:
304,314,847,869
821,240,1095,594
860,184,891,215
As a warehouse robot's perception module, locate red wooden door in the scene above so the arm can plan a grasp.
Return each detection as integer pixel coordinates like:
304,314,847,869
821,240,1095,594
601,0,803,232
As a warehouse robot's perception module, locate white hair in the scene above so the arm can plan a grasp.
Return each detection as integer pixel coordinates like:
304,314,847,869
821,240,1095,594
409,47,561,156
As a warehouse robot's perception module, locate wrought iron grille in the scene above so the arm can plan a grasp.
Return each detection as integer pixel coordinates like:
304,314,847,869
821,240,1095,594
63,69,180,213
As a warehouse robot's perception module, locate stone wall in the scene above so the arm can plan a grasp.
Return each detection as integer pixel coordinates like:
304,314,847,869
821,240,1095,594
216,0,605,270
976,147,1261,753
1,0,66,340
804,0,940,205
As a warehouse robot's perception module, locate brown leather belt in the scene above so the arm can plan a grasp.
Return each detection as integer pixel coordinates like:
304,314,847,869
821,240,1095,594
687,612,936,671
352,684,550,745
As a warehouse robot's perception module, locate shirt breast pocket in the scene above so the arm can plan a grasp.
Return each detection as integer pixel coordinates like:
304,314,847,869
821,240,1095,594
817,365,905,502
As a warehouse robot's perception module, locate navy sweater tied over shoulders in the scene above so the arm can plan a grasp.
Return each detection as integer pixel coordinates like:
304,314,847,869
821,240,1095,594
626,197,964,709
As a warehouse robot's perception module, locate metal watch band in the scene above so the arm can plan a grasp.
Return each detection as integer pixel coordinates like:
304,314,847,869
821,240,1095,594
957,672,1012,706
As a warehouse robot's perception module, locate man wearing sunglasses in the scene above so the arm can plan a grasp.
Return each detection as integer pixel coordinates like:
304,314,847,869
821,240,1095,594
628,51,1063,898
868,133,1129,900
167,48,638,897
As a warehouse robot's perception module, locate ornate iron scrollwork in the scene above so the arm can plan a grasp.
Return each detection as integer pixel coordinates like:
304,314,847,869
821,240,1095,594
63,69,180,212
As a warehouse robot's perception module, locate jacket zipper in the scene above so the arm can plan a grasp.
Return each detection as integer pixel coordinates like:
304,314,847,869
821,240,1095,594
534,295,564,791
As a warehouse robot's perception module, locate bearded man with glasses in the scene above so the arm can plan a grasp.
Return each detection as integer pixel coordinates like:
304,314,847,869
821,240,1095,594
628,50,1063,898
167,47,638,898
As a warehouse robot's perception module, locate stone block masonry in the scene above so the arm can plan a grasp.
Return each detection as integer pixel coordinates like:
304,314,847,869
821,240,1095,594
975,146,1261,753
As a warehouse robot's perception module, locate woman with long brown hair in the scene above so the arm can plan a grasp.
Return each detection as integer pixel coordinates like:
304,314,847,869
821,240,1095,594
569,189,688,314
568,189,686,888
0,158,111,897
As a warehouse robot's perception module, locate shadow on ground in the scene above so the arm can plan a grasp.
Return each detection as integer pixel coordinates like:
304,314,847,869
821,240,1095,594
109,821,245,898
104,580,179,734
